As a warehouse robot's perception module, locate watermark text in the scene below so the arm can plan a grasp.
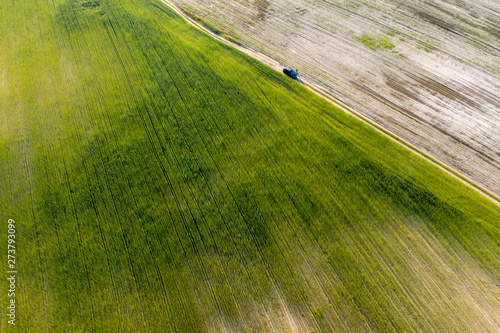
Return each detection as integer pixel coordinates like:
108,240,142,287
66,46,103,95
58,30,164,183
7,219,16,326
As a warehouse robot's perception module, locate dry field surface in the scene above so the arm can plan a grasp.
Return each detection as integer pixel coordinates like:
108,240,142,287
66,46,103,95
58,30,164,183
169,0,500,197
2,1,500,331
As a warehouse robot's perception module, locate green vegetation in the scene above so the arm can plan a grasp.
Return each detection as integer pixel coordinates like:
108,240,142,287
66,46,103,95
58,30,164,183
182,7,221,34
1,0,499,332
357,33,395,50
181,7,241,45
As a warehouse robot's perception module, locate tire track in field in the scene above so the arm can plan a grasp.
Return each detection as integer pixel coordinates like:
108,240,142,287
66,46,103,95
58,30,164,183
194,78,341,331
51,25,114,333
116,12,286,331
216,64,377,329
163,49,317,332
236,89,375,331
114,2,500,330
17,101,50,331
141,93,280,331
42,38,107,332
30,2,87,330
125,10,312,330
83,33,178,328
42,129,91,329
103,6,233,330
106,8,236,329
51,7,135,330
55,4,159,329
134,102,250,330
82,26,179,330
158,14,380,328
219,65,462,330
164,1,498,201
84,17,174,331
390,221,500,330
235,84,361,331
64,91,127,327
15,1,53,328
60,65,123,332
157,34,343,331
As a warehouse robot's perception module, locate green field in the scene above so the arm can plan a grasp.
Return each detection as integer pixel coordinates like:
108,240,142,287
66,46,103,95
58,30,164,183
1,0,500,331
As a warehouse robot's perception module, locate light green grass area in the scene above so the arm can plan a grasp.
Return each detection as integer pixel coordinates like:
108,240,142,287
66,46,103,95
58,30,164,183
356,34,395,50
1,0,499,332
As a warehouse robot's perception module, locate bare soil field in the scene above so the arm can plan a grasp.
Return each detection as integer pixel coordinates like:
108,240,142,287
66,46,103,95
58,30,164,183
169,0,500,197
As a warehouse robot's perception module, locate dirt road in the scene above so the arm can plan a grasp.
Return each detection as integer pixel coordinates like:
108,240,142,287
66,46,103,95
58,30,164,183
166,0,500,200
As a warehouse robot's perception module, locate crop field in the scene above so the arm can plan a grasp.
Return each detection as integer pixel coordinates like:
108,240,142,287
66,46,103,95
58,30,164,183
169,0,500,198
1,0,500,332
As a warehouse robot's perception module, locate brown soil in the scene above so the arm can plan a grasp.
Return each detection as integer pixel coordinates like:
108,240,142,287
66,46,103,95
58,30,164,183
168,0,500,198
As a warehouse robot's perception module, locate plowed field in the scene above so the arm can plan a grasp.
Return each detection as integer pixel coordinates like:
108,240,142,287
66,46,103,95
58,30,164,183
170,0,500,197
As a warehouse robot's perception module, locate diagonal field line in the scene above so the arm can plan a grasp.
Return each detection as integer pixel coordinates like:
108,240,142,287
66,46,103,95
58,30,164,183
158,0,500,207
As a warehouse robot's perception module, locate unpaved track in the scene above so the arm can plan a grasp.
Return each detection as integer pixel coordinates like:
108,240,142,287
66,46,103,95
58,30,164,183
167,0,500,200
160,0,500,205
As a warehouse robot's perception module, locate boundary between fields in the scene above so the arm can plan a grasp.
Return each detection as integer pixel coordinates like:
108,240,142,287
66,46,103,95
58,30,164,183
305,83,500,205
158,0,500,206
